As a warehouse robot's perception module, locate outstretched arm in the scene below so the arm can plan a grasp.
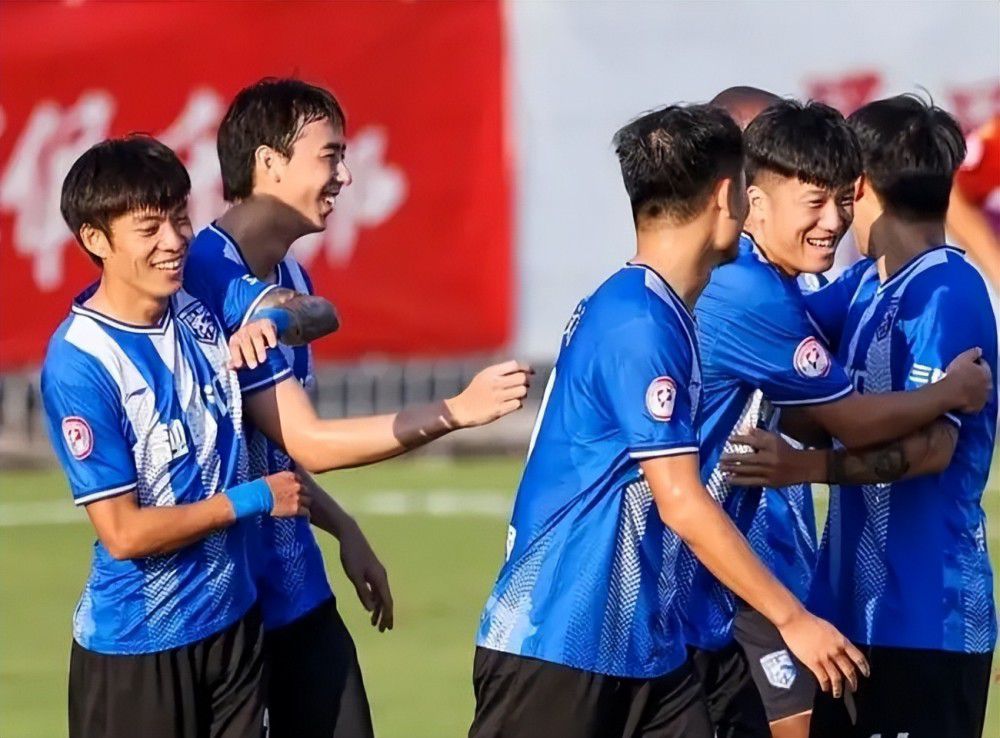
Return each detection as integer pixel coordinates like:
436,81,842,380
243,360,530,473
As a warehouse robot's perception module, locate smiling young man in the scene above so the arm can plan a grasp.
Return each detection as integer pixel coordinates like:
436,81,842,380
677,100,992,738
43,136,311,738
728,96,998,738
184,77,534,738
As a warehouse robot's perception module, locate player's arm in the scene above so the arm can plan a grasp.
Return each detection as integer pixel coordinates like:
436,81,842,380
243,360,530,473
720,419,959,487
83,472,308,560
228,287,340,370
793,347,989,450
642,453,868,697
302,471,393,631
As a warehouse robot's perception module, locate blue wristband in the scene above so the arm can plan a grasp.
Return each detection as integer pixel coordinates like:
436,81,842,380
253,307,292,336
224,478,274,519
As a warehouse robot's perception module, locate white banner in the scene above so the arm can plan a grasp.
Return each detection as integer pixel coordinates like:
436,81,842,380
508,0,1000,356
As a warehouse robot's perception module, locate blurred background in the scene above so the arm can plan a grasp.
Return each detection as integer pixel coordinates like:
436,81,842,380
1,1,998,736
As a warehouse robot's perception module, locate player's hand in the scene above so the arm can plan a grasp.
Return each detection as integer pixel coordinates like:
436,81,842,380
228,318,279,371
944,347,992,413
445,360,533,428
265,471,311,518
338,520,394,632
719,428,816,487
778,610,869,699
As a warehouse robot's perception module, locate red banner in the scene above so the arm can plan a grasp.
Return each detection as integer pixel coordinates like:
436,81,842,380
0,0,511,369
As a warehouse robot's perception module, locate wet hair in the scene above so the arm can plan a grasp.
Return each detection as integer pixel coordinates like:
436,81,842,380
60,135,190,265
744,100,862,190
218,77,346,202
848,94,966,220
613,104,743,224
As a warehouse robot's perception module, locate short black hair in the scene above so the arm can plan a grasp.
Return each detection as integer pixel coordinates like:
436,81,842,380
613,104,743,224
848,95,966,220
218,77,346,202
60,135,191,266
744,100,862,190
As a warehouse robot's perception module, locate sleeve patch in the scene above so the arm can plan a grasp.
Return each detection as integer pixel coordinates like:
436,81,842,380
793,336,832,379
61,416,94,460
645,376,677,421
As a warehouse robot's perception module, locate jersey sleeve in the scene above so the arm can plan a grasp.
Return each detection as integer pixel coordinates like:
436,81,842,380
707,287,853,408
184,243,280,335
41,353,137,506
898,269,998,428
236,351,294,396
802,259,873,352
592,316,699,459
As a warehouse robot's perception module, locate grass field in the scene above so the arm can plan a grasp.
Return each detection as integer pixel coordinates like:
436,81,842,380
2,456,999,738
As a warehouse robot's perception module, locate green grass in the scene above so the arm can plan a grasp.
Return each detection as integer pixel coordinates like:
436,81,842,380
1,456,998,738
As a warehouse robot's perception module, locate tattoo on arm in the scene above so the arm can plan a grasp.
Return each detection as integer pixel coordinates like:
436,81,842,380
255,288,339,345
826,421,956,485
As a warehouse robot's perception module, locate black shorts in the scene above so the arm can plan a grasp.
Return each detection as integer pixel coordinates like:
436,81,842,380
469,647,714,738
733,605,817,722
810,643,993,738
263,596,373,738
69,605,265,738
689,641,770,738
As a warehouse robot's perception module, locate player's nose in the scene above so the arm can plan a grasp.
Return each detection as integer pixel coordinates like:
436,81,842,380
337,160,353,187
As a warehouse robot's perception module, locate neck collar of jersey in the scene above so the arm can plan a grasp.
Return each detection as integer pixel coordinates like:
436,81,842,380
877,244,962,293
625,261,695,318
71,282,174,334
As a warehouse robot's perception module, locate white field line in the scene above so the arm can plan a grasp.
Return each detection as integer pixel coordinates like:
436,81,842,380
0,490,513,528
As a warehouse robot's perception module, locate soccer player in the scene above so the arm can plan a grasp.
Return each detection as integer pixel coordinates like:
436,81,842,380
184,77,534,738
47,134,531,738
471,103,869,738
732,95,998,738
678,100,992,738
43,136,310,738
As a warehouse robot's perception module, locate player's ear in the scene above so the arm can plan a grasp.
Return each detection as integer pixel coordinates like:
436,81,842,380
855,175,869,202
79,223,111,262
254,145,284,186
715,177,731,216
747,184,766,214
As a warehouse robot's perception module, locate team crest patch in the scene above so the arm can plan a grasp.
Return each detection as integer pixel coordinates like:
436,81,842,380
760,649,797,690
62,417,93,460
645,376,676,421
793,336,831,378
177,302,219,345
876,300,899,341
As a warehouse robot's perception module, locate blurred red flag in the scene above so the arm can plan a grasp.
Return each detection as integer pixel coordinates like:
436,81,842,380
0,0,511,368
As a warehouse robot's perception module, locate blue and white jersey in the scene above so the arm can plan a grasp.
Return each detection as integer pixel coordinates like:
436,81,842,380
806,245,998,653
677,234,854,651
40,285,283,655
188,224,332,630
745,273,829,605
477,264,701,678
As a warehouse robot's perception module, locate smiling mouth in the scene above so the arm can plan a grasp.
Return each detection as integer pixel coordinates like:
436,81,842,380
806,237,836,249
153,258,182,271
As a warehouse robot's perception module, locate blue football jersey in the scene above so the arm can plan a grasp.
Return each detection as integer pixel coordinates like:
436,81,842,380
807,245,998,653
40,285,285,655
745,273,830,605
477,264,701,678
678,234,854,650
187,224,332,630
